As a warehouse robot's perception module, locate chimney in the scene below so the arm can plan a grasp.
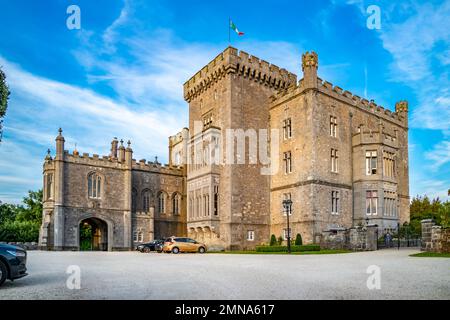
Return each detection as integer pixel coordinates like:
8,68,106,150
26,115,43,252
110,137,118,159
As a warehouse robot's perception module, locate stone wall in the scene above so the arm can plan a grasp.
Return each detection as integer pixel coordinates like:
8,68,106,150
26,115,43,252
320,225,378,251
421,219,450,253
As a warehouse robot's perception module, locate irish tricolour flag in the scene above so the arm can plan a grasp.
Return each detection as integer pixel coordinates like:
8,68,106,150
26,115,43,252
230,20,244,36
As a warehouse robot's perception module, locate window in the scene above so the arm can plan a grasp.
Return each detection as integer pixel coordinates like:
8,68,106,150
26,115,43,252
213,185,219,216
383,151,395,178
133,231,143,242
283,151,292,174
282,193,292,216
46,173,53,200
138,232,143,242
384,191,397,217
330,116,337,137
283,118,292,140
202,112,213,128
247,230,255,241
283,228,292,241
88,173,101,199
158,192,166,214
331,149,339,173
366,190,378,215
331,191,339,215
366,151,377,175
173,194,180,215
142,190,151,212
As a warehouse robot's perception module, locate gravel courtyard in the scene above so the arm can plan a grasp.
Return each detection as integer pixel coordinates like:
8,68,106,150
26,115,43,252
1,249,449,300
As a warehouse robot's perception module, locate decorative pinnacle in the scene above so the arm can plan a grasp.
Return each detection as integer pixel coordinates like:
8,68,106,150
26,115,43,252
120,139,124,146
58,128,62,135
301,51,318,71
127,140,131,147
45,148,52,160
395,100,408,113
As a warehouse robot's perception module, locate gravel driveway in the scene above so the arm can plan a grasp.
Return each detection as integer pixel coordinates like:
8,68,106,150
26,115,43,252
1,249,449,300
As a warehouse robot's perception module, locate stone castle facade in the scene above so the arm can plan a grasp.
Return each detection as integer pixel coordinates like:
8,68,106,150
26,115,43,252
39,46,409,251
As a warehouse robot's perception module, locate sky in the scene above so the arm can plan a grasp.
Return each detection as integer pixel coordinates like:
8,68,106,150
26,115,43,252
0,0,449,204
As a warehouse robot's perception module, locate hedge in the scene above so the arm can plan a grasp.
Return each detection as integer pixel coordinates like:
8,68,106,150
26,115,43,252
255,245,320,252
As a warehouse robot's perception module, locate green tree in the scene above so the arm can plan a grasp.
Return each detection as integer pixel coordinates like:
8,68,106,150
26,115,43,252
270,234,277,246
0,189,43,242
277,236,283,245
0,67,10,142
295,233,303,245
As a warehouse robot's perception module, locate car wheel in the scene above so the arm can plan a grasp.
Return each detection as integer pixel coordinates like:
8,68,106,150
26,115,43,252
198,247,206,254
144,247,151,253
0,260,7,287
172,247,180,254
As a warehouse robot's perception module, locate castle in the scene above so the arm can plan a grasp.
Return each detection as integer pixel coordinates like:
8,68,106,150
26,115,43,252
39,47,409,251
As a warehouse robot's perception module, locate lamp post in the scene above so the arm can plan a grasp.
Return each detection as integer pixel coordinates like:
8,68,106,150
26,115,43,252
282,199,293,254
397,222,400,250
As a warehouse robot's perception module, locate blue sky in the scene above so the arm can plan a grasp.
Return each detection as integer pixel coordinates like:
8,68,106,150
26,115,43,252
0,0,449,203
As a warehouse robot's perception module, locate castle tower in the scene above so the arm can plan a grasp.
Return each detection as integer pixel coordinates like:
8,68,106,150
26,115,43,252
123,140,133,248
183,46,297,250
110,137,119,159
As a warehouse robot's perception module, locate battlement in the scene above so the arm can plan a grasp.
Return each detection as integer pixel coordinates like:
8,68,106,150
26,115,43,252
271,75,408,126
183,46,297,102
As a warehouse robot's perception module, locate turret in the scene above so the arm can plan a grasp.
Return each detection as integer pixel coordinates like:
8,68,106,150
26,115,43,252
110,137,119,159
55,128,65,159
118,139,125,163
395,100,408,124
125,140,133,167
302,51,318,89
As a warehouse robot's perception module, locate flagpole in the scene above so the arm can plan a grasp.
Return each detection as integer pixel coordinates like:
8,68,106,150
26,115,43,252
228,17,231,45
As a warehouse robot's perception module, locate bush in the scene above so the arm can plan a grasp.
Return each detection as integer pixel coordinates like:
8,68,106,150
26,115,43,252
295,233,302,246
0,220,40,242
255,245,320,252
270,234,277,246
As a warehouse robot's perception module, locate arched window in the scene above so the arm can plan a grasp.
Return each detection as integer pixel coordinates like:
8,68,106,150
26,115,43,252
142,190,151,212
158,192,166,214
173,193,180,215
131,189,137,212
88,173,102,199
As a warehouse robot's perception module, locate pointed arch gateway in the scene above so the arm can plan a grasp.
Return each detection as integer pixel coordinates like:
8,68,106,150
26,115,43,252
78,216,114,251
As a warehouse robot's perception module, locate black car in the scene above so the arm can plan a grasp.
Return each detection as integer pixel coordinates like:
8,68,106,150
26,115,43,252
0,244,28,286
136,239,165,253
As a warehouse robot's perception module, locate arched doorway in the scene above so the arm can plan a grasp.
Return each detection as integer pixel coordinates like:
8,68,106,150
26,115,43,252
79,218,108,251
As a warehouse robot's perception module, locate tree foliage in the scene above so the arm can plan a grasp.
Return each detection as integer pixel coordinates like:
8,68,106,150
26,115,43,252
407,195,450,236
0,67,10,142
0,190,43,242
295,233,303,246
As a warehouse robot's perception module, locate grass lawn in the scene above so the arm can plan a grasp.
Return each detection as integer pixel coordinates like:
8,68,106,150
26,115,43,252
409,252,450,258
207,249,352,255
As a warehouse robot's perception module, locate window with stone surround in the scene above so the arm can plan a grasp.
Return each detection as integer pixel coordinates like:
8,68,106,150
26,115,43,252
88,172,102,199
366,190,378,215
383,151,395,178
383,191,397,217
202,111,213,129
331,191,339,215
247,230,255,241
283,118,292,140
331,149,339,173
173,193,180,215
213,185,219,216
330,116,337,137
45,173,53,200
366,151,377,175
142,189,151,212
158,192,166,214
283,151,292,174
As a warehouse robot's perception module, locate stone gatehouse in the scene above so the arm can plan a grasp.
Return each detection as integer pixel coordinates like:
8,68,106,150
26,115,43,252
39,46,409,251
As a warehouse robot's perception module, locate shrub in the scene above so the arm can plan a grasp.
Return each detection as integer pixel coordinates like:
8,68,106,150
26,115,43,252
270,234,277,246
0,220,40,242
295,233,303,246
277,236,283,245
255,245,320,252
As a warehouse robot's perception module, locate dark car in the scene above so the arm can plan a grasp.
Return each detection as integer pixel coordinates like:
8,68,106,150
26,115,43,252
0,244,28,286
136,239,165,253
